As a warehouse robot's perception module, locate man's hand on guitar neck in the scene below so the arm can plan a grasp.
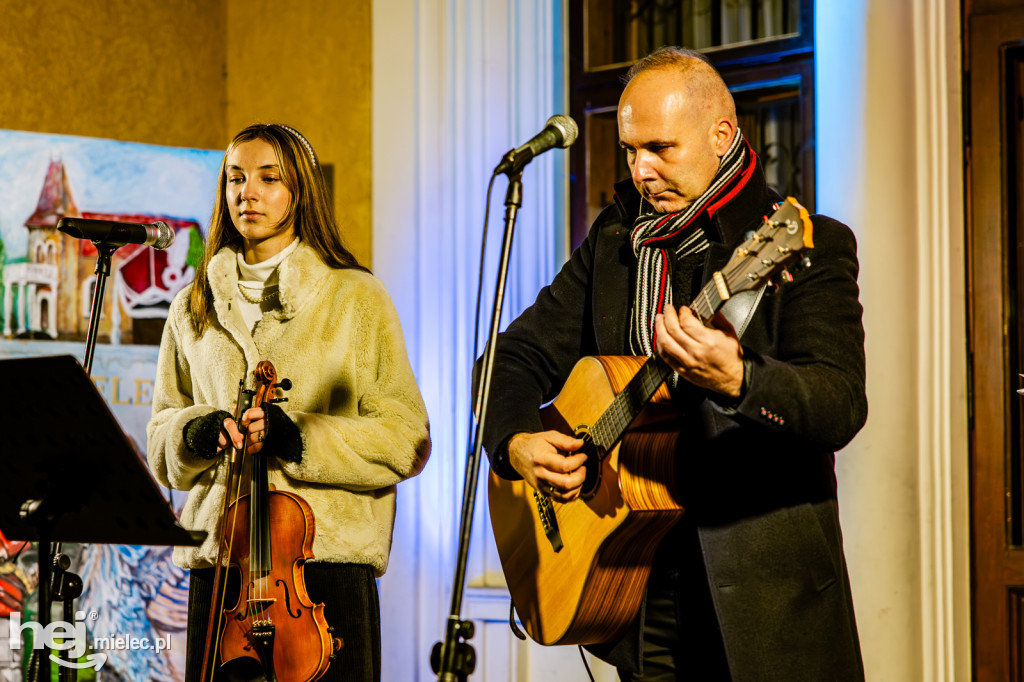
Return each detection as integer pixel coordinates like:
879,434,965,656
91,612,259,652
507,431,587,503
655,304,745,398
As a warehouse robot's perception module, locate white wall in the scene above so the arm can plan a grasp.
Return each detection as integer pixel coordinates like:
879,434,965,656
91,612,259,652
373,1,615,679
817,1,970,680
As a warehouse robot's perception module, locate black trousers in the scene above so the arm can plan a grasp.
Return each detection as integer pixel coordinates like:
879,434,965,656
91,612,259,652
618,520,732,682
184,563,380,682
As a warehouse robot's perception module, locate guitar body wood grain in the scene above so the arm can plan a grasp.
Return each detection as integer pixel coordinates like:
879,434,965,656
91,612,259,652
488,356,685,645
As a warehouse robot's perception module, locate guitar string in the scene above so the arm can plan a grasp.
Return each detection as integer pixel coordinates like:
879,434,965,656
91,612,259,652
593,216,784,448
588,215,799,473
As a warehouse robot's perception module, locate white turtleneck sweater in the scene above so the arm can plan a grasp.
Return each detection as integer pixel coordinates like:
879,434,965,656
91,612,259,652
235,237,300,331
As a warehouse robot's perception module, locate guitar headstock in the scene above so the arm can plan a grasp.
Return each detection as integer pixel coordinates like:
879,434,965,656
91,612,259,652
721,197,813,296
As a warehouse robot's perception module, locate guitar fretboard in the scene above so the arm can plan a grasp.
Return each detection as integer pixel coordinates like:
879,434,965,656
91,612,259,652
589,276,725,450
584,199,806,456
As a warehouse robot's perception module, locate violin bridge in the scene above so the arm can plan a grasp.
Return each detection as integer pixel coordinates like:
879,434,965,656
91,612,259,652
246,597,277,618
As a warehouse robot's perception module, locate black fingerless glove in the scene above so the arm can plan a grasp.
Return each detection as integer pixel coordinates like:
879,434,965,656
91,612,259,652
264,402,303,464
183,410,233,460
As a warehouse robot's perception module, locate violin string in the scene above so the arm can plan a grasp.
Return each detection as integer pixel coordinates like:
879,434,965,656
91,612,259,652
254,381,260,626
258,382,265,625
253,375,263,629
251,412,259,628
252,373,270,630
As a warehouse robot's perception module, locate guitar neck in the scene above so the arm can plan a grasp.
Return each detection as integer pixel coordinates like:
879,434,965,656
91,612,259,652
590,277,726,449
689,273,730,326
586,197,812,454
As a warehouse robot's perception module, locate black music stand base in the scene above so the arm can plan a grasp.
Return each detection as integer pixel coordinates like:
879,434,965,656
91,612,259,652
0,355,204,682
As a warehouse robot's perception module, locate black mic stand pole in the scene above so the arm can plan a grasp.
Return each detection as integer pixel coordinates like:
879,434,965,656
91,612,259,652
81,241,120,376
24,238,120,682
432,169,524,681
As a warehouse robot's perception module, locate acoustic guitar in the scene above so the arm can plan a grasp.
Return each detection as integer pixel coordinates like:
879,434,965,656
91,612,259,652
487,197,813,646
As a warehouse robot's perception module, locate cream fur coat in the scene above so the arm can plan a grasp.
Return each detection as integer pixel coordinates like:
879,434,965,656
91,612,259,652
147,241,430,575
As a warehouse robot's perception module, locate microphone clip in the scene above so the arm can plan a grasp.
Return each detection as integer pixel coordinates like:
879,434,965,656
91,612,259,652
494,149,527,177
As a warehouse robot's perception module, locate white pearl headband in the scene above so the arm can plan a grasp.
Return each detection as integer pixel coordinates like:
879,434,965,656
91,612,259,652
274,124,318,168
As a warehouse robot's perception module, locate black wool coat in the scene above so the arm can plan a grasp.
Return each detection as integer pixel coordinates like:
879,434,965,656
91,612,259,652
482,163,867,681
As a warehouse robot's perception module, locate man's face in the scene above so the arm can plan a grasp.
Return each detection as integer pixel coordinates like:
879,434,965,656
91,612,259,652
618,68,728,214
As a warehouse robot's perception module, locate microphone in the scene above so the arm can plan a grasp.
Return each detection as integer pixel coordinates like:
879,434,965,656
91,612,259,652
494,114,579,176
57,217,176,250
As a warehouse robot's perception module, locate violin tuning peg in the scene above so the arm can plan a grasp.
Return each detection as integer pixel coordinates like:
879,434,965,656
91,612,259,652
269,398,289,404
275,378,293,390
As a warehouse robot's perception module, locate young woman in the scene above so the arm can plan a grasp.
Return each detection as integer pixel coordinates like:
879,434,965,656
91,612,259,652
147,123,430,682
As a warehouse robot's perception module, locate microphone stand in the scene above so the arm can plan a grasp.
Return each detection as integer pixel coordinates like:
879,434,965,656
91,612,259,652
432,169,523,681
82,241,120,375
23,238,121,682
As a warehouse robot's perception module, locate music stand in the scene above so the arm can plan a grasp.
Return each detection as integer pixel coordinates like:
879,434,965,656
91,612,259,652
0,354,205,681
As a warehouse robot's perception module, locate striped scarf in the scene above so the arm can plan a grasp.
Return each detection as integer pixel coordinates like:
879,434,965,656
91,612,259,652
629,132,756,356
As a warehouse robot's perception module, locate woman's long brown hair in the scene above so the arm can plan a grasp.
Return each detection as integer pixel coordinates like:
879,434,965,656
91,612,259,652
187,123,367,335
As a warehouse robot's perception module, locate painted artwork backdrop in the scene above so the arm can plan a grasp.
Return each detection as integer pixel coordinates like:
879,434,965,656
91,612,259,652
0,130,222,681
0,129,217,344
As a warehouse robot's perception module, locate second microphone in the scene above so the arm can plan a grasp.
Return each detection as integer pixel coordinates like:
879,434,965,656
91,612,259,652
58,217,176,250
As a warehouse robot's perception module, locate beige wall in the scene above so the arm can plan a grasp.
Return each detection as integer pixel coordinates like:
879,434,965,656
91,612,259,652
0,0,227,149
0,0,373,266
225,0,372,266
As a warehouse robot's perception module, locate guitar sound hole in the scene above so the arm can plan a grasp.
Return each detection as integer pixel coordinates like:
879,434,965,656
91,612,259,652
576,429,601,500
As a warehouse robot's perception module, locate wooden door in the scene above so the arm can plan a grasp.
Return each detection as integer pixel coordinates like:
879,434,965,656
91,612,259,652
967,6,1024,681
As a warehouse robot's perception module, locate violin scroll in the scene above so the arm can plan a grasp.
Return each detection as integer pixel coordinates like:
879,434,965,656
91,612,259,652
252,361,292,409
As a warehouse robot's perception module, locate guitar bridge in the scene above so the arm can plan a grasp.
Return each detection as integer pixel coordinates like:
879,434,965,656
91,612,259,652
533,490,563,552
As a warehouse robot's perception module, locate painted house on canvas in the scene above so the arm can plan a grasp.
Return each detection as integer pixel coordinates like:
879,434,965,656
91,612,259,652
3,159,202,344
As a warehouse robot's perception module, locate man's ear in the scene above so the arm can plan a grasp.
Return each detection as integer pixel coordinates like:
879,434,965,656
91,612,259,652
713,118,736,157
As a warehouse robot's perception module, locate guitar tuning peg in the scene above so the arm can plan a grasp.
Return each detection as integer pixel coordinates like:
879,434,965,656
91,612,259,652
780,269,794,284
744,230,756,240
799,256,812,269
764,280,780,296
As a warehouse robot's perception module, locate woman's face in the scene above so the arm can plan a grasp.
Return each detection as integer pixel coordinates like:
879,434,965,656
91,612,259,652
225,138,296,263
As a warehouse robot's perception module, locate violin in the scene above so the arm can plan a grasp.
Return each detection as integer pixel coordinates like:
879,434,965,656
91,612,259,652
201,361,338,682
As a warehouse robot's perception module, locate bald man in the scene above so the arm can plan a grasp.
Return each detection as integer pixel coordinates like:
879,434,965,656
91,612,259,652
481,47,866,681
